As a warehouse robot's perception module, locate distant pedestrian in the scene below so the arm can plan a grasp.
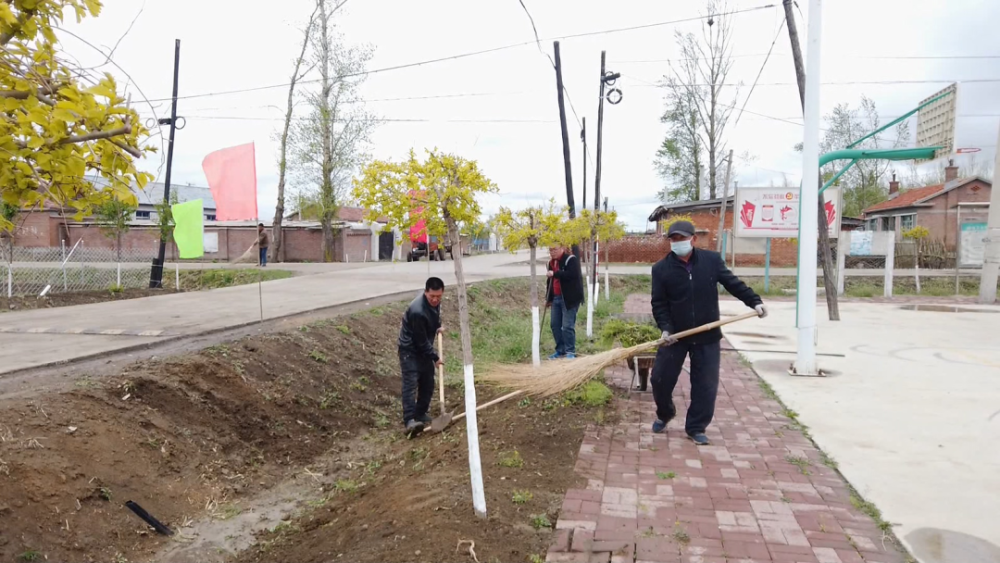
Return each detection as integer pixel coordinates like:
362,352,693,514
650,221,767,446
545,246,583,359
256,223,269,267
398,277,445,438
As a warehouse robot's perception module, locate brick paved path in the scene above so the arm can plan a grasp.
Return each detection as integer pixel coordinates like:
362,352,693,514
546,294,910,563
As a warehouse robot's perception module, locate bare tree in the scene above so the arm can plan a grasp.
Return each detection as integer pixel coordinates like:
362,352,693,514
272,4,320,262
663,0,740,200
655,87,703,202
290,0,378,261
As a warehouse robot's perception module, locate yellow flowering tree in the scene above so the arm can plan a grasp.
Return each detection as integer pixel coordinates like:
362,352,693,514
353,148,498,518
565,209,627,336
494,199,570,366
0,0,154,233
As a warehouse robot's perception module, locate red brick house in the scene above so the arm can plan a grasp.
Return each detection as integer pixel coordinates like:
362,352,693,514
861,166,991,249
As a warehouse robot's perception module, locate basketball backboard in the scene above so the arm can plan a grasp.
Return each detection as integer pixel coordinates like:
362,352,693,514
915,83,957,162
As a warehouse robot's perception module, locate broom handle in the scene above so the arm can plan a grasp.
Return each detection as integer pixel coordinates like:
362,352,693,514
633,310,760,355
437,332,445,416
452,390,525,423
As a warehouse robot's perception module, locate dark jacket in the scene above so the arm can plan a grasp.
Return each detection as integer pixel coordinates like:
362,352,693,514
545,252,584,310
651,248,761,345
398,294,441,360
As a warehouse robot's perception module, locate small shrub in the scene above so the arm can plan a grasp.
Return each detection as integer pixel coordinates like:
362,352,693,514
512,490,533,504
108,284,124,295
309,350,328,363
498,450,524,468
335,325,350,335
333,479,359,493
565,380,613,407
530,514,552,529
19,550,40,562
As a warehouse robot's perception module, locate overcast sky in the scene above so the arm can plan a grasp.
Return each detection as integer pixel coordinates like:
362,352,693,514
61,0,1000,230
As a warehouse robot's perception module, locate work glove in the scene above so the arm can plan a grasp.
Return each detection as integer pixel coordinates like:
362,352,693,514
660,331,678,346
755,304,768,318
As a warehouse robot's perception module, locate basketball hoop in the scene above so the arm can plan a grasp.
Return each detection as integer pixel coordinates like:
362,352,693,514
956,147,981,154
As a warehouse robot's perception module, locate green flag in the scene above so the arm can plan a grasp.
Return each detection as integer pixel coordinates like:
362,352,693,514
172,199,204,259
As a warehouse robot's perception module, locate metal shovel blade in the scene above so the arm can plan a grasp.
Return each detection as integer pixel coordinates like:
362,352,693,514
429,412,454,433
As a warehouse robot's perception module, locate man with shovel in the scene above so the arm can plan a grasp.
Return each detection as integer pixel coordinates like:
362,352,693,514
398,277,446,438
650,221,767,445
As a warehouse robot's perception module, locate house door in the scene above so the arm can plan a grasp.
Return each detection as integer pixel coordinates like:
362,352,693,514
378,232,394,260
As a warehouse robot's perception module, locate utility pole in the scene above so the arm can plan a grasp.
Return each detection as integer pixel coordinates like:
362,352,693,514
553,42,575,221
793,0,822,376
593,50,621,287
978,122,1000,303
581,118,587,213
717,149,733,252
784,0,840,322
150,39,182,289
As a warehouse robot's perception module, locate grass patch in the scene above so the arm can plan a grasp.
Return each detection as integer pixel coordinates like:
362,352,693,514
656,471,676,480
172,268,293,290
671,523,690,544
333,479,360,494
850,491,892,532
785,455,812,475
530,514,552,530
18,550,40,562
308,350,328,363
564,380,613,407
498,450,524,468
512,490,533,504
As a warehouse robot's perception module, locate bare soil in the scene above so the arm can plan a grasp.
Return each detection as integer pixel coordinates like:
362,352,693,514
0,279,617,563
0,287,182,312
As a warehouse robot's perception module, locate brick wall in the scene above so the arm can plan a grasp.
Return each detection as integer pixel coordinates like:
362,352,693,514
609,207,809,267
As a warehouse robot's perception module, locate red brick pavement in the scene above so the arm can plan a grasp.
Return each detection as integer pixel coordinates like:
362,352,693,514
546,294,911,563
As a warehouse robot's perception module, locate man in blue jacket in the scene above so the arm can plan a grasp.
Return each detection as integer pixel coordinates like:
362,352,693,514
650,221,767,445
398,277,445,437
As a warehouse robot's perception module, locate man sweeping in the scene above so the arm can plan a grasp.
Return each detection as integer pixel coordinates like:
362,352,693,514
398,277,445,437
650,221,767,445
545,246,584,359
256,223,269,267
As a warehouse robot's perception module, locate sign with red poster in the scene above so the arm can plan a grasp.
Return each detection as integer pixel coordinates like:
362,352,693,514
734,187,841,238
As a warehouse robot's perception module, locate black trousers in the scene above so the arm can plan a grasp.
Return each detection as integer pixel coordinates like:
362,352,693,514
399,350,435,425
650,340,721,435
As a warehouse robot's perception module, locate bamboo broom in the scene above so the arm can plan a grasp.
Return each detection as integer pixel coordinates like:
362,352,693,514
481,311,760,397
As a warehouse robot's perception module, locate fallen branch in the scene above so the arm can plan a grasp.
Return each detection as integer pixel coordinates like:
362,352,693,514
456,539,479,563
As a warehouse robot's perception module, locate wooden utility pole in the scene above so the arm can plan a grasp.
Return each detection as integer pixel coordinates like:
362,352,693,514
553,42,576,220
717,149,733,253
581,118,587,213
783,0,841,321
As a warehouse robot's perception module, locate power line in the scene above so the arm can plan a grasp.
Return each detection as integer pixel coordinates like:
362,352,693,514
627,77,1000,88
734,15,786,127
145,3,778,103
180,114,556,124
613,53,1000,64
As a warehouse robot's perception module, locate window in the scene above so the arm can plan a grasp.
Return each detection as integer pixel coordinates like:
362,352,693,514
900,214,915,231
135,210,151,220
205,214,216,221
882,216,896,232
866,218,879,231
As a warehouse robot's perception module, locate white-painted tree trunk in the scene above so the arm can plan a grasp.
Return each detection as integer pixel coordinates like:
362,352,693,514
586,285,594,338
175,262,180,290
604,243,610,300
448,220,486,518
117,263,121,288
594,279,600,305
529,245,540,367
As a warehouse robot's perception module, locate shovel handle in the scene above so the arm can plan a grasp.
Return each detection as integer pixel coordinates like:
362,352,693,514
452,389,525,424
437,332,445,416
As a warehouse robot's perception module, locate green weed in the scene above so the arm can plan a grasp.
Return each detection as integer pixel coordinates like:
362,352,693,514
656,471,676,480
512,490,533,504
530,514,552,529
785,455,812,475
498,450,524,468
564,380,613,407
18,550,40,562
308,350,328,363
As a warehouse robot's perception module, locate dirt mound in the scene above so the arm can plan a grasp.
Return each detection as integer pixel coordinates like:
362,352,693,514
0,278,616,563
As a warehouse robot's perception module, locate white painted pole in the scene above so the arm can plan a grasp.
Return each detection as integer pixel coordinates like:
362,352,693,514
463,363,487,516
978,122,1000,303
6,265,10,298
117,263,122,288
586,284,594,338
794,0,822,376
175,262,180,290
883,234,895,298
531,306,541,367
604,269,610,301
594,278,600,305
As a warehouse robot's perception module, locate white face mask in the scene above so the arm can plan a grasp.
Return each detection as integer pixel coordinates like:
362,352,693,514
670,240,693,257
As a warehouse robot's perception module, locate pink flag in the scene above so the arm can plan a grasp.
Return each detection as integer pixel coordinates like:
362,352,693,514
202,143,258,221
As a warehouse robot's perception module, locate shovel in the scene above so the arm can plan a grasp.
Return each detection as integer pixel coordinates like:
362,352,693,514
429,333,453,432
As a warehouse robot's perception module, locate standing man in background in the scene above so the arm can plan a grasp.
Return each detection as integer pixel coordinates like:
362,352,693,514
256,223,269,267
545,246,584,360
398,277,445,437
650,221,766,445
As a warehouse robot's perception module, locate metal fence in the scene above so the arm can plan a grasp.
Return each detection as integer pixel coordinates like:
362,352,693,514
1,242,157,298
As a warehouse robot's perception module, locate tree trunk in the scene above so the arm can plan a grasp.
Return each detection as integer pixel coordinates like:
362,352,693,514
273,5,317,263
322,219,336,262
529,244,540,366
784,0,840,321
447,218,487,518
318,0,335,263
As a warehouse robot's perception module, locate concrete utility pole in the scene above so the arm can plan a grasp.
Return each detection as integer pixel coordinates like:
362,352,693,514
783,0,840,322
978,123,1000,303
794,0,823,376
717,149,733,253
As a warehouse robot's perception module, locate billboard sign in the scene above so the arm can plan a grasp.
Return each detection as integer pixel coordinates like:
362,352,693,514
959,222,987,267
735,187,841,238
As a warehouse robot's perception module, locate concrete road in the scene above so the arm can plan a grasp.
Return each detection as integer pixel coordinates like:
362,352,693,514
720,300,1000,563
0,252,534,374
